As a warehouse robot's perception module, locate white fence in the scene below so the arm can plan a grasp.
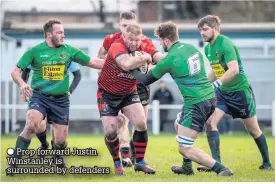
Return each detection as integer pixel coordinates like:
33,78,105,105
1,99,274,136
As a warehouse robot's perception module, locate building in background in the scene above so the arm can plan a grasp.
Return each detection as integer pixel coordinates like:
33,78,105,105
1,0,275,134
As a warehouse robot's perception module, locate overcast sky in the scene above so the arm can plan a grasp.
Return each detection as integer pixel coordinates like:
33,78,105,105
1,0,138,12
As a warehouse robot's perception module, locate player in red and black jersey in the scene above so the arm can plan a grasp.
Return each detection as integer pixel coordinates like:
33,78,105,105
98,11,164,168
98,24,157,176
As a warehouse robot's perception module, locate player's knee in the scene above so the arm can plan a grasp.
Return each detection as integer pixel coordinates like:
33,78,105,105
105,131,117,141
247,128,262,138
178,145,193,158
117,114,126,129
54,141,67,150
135,122,147,131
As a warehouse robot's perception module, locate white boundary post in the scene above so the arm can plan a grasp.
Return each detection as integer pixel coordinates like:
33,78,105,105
272,101,275,136
5,80,9,134
152,100,160,135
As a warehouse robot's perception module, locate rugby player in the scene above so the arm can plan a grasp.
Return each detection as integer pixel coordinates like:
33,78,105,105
195,15,273,172
97,24,155,175
98,11,164,167
131,21,233,176
8,19,104,173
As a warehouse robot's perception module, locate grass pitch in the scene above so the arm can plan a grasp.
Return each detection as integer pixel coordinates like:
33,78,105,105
1,133,275,182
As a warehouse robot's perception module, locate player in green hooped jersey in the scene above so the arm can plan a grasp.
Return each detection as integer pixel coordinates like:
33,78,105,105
131,21,233,176
196,15,273,172
8,19,104,172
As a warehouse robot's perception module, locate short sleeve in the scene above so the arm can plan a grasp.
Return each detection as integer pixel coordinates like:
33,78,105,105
222,39,238,63
17,49,33,69
103,34,114,51
72,50,91,66
68,62,80,73
109,43,128,59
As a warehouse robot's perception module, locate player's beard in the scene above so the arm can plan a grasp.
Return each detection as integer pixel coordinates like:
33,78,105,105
204,30,215,43
51,36,63,48
161,43,168,52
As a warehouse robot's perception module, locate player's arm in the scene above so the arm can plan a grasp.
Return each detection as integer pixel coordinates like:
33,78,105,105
97,45,108,59
208,69,217,83
21,66,32,83
68,62,82,94
86,58,105,69
131,55,172,86
73,50,105,69
115,51,152,71
110,43,151,71
12,50,33,101
69,70,81,94
152,52,165,64
212,41,239,88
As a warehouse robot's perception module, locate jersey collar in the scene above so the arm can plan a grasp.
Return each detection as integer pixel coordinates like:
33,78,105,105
168,41,180,52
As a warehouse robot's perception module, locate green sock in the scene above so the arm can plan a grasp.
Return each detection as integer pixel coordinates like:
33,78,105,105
211,161,226,174
182,158,192,168
207,131,221,162
14,136,31,158
254,134,271,166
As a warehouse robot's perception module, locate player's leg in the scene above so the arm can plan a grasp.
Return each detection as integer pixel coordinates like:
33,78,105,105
51,124,55,149
51,123,68,168
171,113,194,175
172,99,233,176
176,125,233,176
97,89,125,175
117,112,132,167
129,84,150,165
242,115,273,170
7,91,47,169
36,118,49,157
239,87,273,170
122,93,155,174
7,107,45,174
197,89,227,172
47,93,70,169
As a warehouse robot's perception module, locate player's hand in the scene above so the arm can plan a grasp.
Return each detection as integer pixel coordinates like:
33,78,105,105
20,83,32,102
140,51,152,64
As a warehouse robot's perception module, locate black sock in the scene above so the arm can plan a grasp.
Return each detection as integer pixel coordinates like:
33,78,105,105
104,135,120,162
14,136,31,158
211,161,226,174
120,147,130,158
207,131,221,163
133,130,148,163
254,134,271,166
36,130,48,148
51,140,54,150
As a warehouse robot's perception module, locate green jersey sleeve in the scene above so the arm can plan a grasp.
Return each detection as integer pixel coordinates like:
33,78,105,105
17,49,33,69
72,50,91,66
222,39,237,63
151,55,173,79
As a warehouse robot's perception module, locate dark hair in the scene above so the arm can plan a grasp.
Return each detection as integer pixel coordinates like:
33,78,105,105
197,15,221,29
43,19,62,37
120,11,136,20
154,21,179,42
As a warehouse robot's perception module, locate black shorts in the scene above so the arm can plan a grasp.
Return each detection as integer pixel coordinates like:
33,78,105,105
28,91,69,125
97,89,140,117
137,83,150,106
215,86,256,119
175,98,216,132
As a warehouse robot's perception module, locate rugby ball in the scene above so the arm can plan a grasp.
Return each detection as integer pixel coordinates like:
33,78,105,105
129,51,148,74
